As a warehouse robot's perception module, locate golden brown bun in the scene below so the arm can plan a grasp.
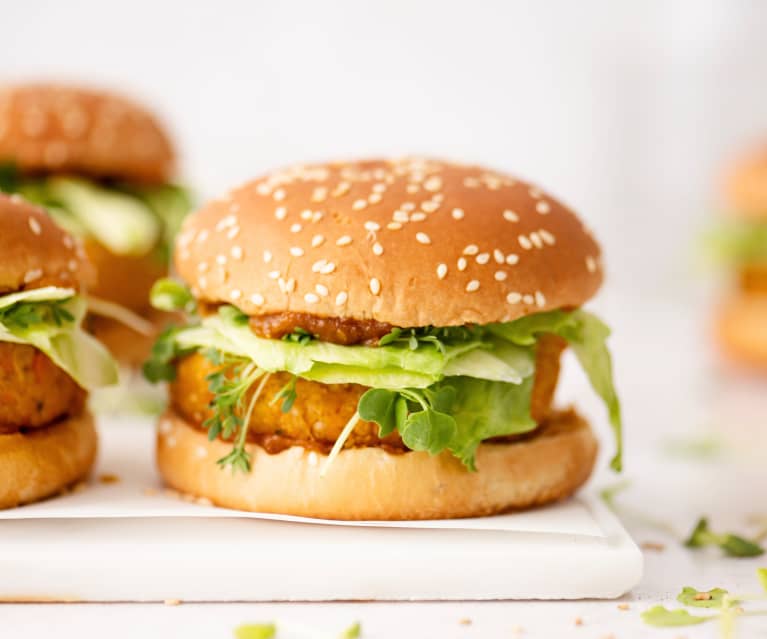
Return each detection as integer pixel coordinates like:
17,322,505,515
87,308,174,369
156,408,597,520
725,147,767,219
0,411,97,509
716,293,767,369
176,158,604,327
0,193,92,293
0,84,174,183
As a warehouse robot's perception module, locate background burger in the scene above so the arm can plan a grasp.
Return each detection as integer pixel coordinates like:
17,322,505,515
0,194,117,509
0,84,192,367
145,158,621,520
709,147,767,369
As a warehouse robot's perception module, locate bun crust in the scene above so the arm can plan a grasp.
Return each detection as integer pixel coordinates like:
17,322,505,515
0,193,92,293
0,84,174,183
725,148,767,219
156,409,598,520
0,411,97,509
716,294,767,368
176,158,603,327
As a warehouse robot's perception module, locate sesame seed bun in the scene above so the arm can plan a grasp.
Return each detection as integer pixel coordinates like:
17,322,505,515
0,193,92,294
176,158,603,327
0,84,174,183
0,410,97,510
725,147,767,220
716,293,767,369
156,408,597,520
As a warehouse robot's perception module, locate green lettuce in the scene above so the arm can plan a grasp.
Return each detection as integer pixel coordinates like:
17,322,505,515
0,286,118,390
703,220,767,265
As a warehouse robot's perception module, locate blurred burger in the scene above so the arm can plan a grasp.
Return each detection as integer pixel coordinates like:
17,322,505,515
0,84,192,367
0,194,117,509
710,148,767,369
145,158,621,520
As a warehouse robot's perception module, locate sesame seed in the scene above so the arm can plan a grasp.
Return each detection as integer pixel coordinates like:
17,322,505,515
410,212,427,222
457,257,468,271
23,268,42,283
286,278,296,293
300,209,313,220
421,201,439,213
387,222,402,230
373,183,386,193
268,270,280,279
315,284,329,297
289,247,304,257
424,176,442,191
416,232,431,245
452,208,465,220
311,187,328,202
506,253,519,265
320,261,336,274
304,293,319,304
518,235,533,250
230,246,243,260
290,223,302,233
368,193,382,204
369,278,381,295
196,229,209,243
227,226,240,239
437,263,448,279
63,235,74,249
507,292,522,304
68,259,78,272
503,210,519,223
494,271,507,281
402,202,416,211
331,181,351,197
250,293,264,305
335,291,348,306
529,232,543,249
28,217,42,235
352,199,367,211
535,291,546,307
364,220,380,232
393,210,409,223
263,250,273,263
311,234,325,247
215,214,237,231
312,260,326,272
216,254,227,265
586,256,597,273
466,280,480,292
476,252,490,265
336,235,352,247
536,201,551,214
256,183,271,196
198,276,208,288
493,249,505,264
529,187,542,198
372,242,384,256
539,229,556,245
230,289,242,300
273,188,286,201
523,294,534,305
275,207,287,220
463,244,479,256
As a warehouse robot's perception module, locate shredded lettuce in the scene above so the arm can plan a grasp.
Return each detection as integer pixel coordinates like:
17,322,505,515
0,286,118,390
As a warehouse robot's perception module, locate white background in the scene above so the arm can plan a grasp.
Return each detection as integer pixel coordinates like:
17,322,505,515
2,2,767,637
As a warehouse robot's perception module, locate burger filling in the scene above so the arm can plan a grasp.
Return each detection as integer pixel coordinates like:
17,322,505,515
146,279,622,474
0,286,119,432
705,220,767,294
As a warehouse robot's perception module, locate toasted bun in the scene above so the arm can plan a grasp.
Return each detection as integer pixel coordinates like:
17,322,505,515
156,409,597,520
725,147,767,220
716,293,767,369
0,84,174,183
0,193,92,293
0,411,97,509
176,158,603,327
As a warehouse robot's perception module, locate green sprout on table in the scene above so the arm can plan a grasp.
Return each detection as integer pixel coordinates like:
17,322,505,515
234,620,361,639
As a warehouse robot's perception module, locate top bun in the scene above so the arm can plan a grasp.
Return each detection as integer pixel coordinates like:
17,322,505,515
0,84,175,183
0,193,93,294
725,147,767,220
176,158,604,327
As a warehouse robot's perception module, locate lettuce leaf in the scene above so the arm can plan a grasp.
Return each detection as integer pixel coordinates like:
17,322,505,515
703,220,767,265
0,287,118,390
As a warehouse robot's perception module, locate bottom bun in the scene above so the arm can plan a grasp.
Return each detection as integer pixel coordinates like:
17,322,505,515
0,411,97,510
716,294,767,369
157,409,597,520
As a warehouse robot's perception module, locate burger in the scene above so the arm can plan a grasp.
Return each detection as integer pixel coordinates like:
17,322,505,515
0,194,118,509
0,84,192,367
708,147,767,369
145,158,621,520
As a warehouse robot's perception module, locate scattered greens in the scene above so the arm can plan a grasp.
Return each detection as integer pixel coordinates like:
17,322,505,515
0,163,192,261
0,286,118,390
685,517,765,558
144,280,622,473
641,605,713,627
234,621,361,639
677,586,730,608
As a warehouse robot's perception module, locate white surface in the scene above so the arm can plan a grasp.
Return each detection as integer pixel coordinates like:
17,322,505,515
0,419,641,602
